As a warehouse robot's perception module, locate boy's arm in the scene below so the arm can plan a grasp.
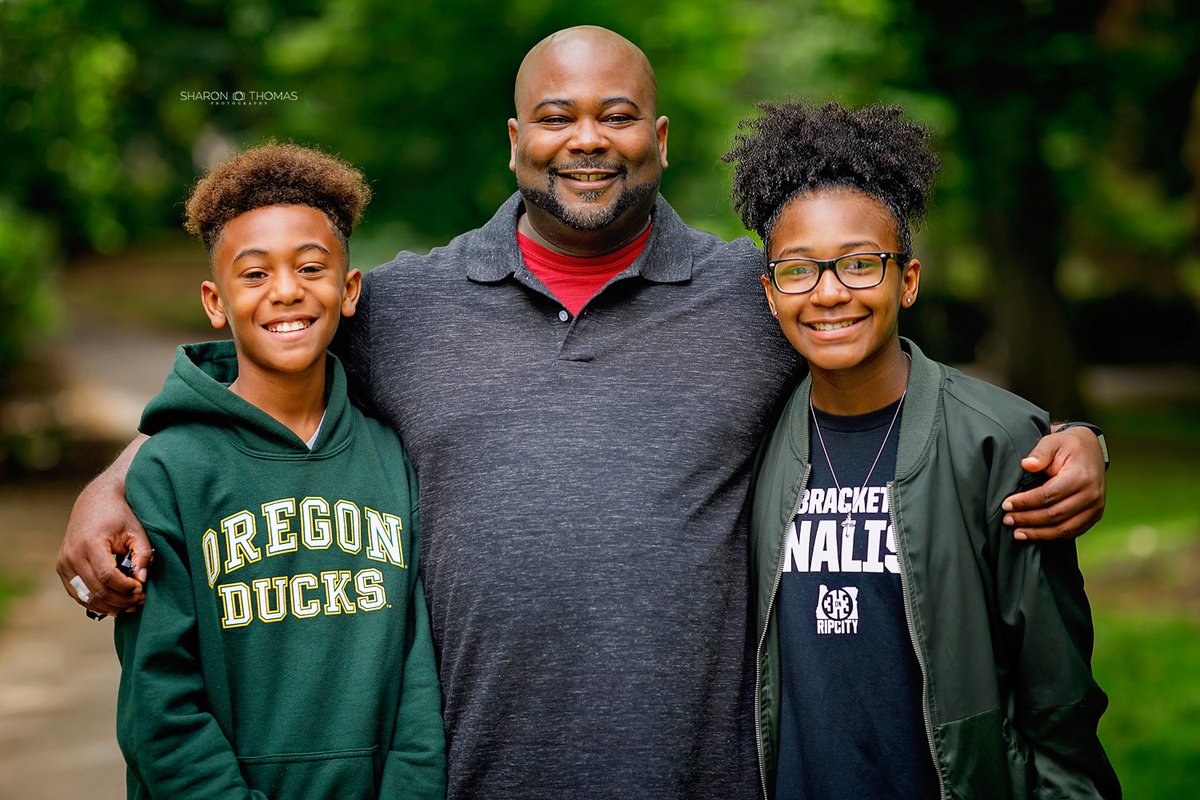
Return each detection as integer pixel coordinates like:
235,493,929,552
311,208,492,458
377,463,447,798
376,574,447,798
57,434,152,616
1003,424,1107,540
116,455,269,800
992,451,1121,797
116,525,270,800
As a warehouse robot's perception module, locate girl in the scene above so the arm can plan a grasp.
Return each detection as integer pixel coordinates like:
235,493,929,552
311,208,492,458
725,101,1120,799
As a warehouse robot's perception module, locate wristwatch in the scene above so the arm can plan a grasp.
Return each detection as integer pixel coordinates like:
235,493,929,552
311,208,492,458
1057,422,1109,471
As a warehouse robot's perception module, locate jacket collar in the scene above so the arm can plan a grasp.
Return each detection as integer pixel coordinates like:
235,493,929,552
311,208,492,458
465,193,694,285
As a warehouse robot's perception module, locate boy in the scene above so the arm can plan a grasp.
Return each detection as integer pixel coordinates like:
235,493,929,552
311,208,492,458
725,102,1120,798
114,143,445,799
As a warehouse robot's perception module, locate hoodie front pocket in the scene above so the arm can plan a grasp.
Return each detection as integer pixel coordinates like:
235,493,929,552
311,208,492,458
238,745,379,800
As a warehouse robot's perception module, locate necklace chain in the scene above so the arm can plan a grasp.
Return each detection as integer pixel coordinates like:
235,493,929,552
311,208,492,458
810,353,911,535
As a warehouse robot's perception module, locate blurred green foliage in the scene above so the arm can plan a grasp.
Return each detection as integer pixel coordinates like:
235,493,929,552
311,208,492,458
1081,402,1200,797
1,0,1197,397
0,201,57,383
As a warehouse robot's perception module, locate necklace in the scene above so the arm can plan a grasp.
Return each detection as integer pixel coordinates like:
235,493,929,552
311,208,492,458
810,353,911,537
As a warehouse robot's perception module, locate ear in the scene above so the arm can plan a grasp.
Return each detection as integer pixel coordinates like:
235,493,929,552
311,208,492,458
340,268,363,317
201,280,227,329
760,274,778,318
656,116,669,169
507,119,519,173
900,257,921,308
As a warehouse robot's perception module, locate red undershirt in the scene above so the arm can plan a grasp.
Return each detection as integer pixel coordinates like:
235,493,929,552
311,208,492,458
517,224,653,316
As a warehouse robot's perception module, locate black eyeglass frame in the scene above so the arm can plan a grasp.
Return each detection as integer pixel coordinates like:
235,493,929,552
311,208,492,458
764,251,910,295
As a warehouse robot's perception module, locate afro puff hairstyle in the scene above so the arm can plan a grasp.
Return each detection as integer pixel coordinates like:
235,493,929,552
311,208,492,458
184,142,371,258
722,101,939,255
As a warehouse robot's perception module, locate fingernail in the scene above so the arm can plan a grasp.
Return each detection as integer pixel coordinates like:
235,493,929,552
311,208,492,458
1002,500,1013,511
137,568,148,583
1003,515,1014,527
1013,530,1028,541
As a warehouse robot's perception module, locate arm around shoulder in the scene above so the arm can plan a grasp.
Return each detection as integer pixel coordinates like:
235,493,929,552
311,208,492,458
57,434,152,616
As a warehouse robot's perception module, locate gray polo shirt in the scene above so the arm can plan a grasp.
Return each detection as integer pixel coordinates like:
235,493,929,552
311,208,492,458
339,193,800,800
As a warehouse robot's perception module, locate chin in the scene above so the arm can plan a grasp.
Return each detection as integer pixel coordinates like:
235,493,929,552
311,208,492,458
795,344,870,373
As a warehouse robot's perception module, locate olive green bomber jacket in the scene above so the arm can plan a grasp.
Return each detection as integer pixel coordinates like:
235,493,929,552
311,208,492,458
749,339,1120,799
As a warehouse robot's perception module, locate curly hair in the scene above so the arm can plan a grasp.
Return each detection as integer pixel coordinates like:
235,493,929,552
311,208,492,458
184,142,371,256
722,101,939,254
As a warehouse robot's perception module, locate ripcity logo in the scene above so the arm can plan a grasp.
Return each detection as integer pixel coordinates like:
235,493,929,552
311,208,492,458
815,584,859,635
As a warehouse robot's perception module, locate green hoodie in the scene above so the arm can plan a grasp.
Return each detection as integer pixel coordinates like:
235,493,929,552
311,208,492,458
115,341,445,800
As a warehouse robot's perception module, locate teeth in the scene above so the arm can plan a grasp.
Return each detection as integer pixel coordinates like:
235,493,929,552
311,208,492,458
811,320,857,331
267,320,309,333
561,173,610,181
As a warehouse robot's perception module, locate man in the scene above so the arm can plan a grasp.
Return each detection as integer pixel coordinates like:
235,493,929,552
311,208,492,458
59,26,1107,800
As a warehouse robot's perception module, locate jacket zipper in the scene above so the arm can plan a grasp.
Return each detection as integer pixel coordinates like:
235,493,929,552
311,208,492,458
889,481,948,800
755,464,810,800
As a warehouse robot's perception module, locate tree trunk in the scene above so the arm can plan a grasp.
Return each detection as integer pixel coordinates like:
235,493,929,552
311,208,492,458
966,118,1087,420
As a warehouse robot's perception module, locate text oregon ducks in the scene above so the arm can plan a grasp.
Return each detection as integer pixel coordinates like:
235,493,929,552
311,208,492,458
203,496,407,628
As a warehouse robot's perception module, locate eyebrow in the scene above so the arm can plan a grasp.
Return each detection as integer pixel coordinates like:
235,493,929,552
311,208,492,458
232,242,332,263
774,241,880,259
532,96,642,113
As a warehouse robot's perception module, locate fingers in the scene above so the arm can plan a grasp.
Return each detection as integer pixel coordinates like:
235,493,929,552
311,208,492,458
128,532,154,582
1018,447,1054,474
1003,473,1105,540
1003,425,1107,540
57,528,149,618
57,456,148,617
1003,498,1095,540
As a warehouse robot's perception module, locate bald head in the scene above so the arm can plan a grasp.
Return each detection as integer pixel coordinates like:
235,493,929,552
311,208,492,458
514,26,658,116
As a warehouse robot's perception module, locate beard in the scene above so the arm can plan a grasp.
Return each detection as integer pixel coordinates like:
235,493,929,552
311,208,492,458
518,166,659,232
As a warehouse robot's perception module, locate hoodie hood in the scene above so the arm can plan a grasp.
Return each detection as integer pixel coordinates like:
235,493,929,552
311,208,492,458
138,340,352,457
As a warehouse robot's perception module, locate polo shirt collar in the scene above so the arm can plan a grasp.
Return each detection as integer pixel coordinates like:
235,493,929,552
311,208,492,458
465,193,694,285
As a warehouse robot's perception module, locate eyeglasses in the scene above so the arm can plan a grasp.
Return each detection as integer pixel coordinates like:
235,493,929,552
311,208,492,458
765,252,908,295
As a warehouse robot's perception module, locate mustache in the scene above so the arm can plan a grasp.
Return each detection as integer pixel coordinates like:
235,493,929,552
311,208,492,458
548,160,628,177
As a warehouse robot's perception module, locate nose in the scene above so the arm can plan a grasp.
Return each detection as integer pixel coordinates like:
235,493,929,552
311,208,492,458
269,270,304,303
568,117,609,154
808,266,852,307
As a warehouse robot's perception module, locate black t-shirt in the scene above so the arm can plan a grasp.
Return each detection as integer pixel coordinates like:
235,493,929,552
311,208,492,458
774,398,939,800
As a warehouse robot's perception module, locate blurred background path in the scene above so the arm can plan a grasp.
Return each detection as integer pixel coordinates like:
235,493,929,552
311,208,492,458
0,263,188,800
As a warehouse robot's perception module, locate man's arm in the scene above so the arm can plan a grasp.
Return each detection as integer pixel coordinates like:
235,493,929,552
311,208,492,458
56,434,152,616
1002,425,1107,541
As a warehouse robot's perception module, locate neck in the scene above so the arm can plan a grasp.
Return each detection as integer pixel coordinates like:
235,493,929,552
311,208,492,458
228,356,328,442
518,209,652,258
809,340,910,416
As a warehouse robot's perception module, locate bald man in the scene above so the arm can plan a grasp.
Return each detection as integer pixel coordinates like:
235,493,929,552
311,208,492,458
60,26,1108,800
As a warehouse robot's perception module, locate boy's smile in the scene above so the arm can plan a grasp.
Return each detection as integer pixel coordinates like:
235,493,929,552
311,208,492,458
203,204,361,393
